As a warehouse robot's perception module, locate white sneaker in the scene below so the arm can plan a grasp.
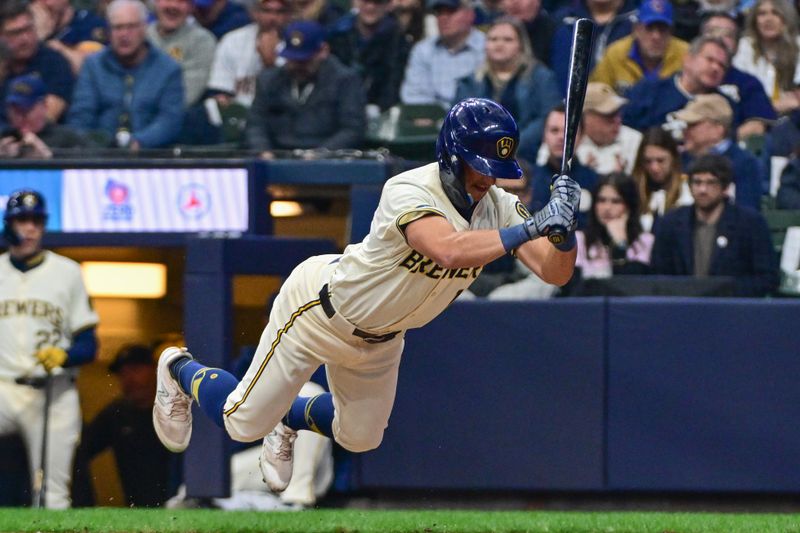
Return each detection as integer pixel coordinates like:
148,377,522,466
153,346,193,452
259,422,297,492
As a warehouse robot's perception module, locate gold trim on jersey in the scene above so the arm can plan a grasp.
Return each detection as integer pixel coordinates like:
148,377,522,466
396,207,446,234
223,298,321,417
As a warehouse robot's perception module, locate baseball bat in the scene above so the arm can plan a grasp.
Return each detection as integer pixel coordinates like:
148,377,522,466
547,18,595,246
32,373,52,509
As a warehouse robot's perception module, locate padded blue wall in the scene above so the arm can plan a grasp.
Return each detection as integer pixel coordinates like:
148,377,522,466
356,300,607,490
606,298,800,491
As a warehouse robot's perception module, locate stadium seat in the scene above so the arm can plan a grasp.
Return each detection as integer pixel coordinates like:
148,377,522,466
219,102,249,146
366,104,446,161
763,209,800,253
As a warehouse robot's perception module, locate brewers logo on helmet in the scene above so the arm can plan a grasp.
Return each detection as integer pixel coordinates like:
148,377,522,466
3,189,48,245
496,137,514,159
436,98,522,180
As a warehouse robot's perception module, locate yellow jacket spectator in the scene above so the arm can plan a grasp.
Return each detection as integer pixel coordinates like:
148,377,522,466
590,0,688,95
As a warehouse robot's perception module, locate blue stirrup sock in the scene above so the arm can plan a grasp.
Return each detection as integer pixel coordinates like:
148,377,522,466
170,358,238,429
282,393,335,438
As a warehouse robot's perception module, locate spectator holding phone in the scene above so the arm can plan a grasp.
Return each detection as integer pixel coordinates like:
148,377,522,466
0,74,86,158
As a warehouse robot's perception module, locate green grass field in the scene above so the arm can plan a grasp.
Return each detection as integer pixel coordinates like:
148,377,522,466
1,508,800,533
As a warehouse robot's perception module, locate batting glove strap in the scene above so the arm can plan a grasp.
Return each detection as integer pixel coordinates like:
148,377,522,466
35,346,68,372
499,223,533,253
550,174,581,211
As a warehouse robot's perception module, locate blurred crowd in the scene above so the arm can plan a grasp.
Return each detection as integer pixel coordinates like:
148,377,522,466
1,0,799,293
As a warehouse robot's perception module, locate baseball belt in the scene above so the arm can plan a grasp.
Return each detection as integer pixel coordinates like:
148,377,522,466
318,284,399,344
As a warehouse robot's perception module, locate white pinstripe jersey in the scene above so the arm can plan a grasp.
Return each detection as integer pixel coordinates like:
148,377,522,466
0,251,98,379
328,162,530,333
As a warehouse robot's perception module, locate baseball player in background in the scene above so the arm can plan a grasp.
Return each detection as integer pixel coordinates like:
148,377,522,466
153,98,580,494
0,190,99,508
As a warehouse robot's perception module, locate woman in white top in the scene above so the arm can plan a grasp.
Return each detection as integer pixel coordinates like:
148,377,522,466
630,127,692,233
733,0,800,114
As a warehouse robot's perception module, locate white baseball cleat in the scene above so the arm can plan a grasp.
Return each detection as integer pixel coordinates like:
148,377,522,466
259,422,297,492
153,346,194,452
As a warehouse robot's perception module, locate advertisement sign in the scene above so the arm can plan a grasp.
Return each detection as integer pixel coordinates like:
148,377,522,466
62,168,249,233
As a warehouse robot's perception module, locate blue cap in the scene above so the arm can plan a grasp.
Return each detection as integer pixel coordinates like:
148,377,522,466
194,0,215,8
638,0,673,25
5,75,46,110
279,21,325,61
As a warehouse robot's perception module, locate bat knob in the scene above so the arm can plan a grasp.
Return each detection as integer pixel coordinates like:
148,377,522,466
547,227,567,245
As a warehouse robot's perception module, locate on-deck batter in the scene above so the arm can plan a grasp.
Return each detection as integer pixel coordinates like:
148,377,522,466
0,190,98,508
153,98,581,493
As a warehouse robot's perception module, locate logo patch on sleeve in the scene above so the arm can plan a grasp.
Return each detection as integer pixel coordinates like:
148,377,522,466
515,201,531,219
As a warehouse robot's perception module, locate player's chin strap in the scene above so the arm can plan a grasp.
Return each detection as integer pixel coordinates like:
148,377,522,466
439,167,474,220
2,221,21,246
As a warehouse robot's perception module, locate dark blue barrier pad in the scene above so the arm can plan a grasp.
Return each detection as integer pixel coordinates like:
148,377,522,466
183,236,337,497
607,297,800,491
356,299,606,490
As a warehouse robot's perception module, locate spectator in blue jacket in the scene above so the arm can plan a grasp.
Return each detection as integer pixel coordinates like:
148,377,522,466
549,0,637,93
674,94,764,210
699,11,777,141
454,16,561,161
0,1,73,124
68,0,185,149
623,36,734,131
651,153,778,297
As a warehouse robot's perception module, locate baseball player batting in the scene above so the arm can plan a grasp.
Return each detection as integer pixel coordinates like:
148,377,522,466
0,190,99,508
153,98,580,492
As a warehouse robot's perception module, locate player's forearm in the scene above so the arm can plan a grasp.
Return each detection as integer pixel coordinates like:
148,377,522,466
417,228,509,270
517,238,576,287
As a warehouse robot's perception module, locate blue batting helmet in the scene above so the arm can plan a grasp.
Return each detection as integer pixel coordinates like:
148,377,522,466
436,98,523,180
4,189,48,221
3,189,48,246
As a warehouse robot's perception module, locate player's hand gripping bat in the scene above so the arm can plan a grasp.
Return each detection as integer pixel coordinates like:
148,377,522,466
547,18,595,246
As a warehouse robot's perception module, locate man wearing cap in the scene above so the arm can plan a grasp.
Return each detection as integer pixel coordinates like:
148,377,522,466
651,153,778,297
0,74,87,158
246,20,366,153
590,0,688,95
536,83,642,175
207,0,291,108
673,93,764,210
549,0,637,94
147,0,216,107
400,0,485,107
194,0,251,40
328,0,410,111
74,344,173,507
0,189,99,508
0,1,73,124
575,82,642,174
67,0,184,149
